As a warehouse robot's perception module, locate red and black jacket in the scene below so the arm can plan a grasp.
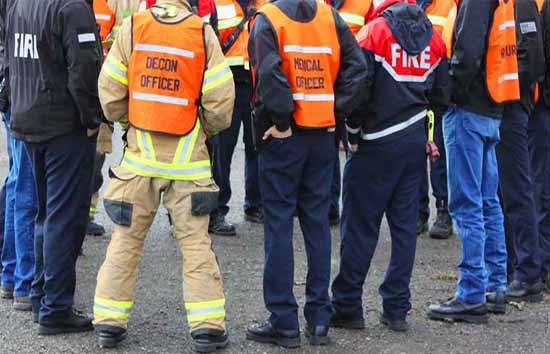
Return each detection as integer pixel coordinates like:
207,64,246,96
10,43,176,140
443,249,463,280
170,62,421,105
347,0,449,145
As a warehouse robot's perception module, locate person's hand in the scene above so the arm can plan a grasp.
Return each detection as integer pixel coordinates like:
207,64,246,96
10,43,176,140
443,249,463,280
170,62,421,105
263,125,292,140
348,143,358,153
87,128,99,137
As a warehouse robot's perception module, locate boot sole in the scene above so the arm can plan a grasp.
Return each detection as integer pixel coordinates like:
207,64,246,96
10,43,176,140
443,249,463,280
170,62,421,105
428,312,489,324
193,337,229,353
379,317,409,332
13,303,33,312
38,324,94,336
246,332,301,348
0,293,14,300
329,319,365,330
506,293,544,303
487,303,506,315
244,215,264,224
98,332,128,349
208,229,237,237
305,333,331,346
429,230,453,240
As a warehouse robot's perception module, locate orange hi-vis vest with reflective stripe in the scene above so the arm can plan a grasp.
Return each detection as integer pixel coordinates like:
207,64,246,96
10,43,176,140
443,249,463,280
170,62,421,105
425,0,457,58
216,0,266,66
259,2,341,128
94,0,116,42
337,0,372,36
128,11,206,136
486,0,521,103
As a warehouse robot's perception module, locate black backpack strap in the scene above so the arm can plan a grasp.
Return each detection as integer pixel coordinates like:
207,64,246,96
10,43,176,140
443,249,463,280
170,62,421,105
221,0,257,55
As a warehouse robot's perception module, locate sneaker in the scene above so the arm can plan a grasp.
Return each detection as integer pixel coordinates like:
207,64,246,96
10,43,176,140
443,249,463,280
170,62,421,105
86,220,106,236
486,291,506,314
13,296,32,312
0,286,13,299
191,328,229,353
208,216,237,237
96,325,127,348
38,309,94,335
428,298,488,324
379,313,409,332
506,280,544,303
305,325,330,346
244,208,264,224
246,321,301,348
429,200,453,239
329,310,365,330
416,219,429,236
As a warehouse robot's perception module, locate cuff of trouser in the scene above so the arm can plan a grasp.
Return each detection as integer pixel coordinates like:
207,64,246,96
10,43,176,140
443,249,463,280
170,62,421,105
93,317,129,330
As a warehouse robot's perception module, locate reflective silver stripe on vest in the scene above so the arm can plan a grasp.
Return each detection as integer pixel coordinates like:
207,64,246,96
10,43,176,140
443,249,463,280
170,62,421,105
292,93,335,102
93,303,131,315
498,73,519,83
499,20,515,31
133,92,189,106
134,44,195,58
361,110,427,141
122,156,211,176
283,45,332,55
95,14,112,21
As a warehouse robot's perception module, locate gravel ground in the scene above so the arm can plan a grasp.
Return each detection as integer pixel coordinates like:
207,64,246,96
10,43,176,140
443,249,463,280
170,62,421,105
0,127,549,354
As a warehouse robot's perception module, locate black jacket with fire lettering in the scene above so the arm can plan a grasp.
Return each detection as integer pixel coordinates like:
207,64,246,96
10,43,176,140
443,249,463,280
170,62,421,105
347,0,449,146
248,0,367,133
6,0,102,143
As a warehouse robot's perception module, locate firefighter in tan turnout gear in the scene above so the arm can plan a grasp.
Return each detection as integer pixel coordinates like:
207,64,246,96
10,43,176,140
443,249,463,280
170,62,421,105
92,0,235,352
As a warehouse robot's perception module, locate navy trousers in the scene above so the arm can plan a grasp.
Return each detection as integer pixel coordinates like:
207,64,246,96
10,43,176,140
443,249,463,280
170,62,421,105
497,102,541,284
330,150,341,216
210,81,261,218
528,103,550,276
26,131,95,321
419,114,448,221
259,133,335,330
332,126,425,321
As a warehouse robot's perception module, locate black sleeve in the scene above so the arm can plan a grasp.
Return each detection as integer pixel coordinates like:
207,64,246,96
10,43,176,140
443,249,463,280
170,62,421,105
248,13,294,131
332,8,369,118
60,1,102,129
0,0,9,112
450,0,495,103
346,46,374,145
429,57,451,116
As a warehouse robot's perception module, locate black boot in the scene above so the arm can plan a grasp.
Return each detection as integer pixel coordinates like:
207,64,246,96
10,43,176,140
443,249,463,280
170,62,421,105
329,310,365,330
244,208,264,224
191,328,229,353
87,219,106,236
416,219,429,236
506,280,544,303
379,313,409,332
429,199,453,239
305,324,330,346
96,325,127,348
246,321,301,348
38,309,94,335
486,291,506,314
208,215,236,237
428,298,488,324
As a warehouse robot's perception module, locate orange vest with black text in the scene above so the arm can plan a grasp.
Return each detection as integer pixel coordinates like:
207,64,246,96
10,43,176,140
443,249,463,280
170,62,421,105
425,0,457,58
94,0,116,42
259,2,341,128
128,11,206,136
486,0,521,104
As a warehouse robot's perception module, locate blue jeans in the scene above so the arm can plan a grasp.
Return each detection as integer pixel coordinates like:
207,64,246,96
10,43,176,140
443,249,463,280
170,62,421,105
1,112,37,297
444,107,507,304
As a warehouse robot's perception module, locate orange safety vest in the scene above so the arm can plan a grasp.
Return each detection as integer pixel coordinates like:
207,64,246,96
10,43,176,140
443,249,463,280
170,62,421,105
216,0,266,66
425,0,458,58
486,0,521,103
128,11,206,136
94,0,116,42
536,0,544,11
337,0,373,36
259,3,341,128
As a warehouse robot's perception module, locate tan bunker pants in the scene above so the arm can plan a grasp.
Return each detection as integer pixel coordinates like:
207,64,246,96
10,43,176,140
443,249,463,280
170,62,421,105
93,166,226,332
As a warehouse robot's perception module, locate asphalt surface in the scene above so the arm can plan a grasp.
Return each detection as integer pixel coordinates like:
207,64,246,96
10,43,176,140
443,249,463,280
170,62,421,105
1,125,550,354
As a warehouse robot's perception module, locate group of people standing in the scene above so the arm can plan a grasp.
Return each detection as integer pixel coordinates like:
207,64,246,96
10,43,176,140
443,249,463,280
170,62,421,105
0,0,550,353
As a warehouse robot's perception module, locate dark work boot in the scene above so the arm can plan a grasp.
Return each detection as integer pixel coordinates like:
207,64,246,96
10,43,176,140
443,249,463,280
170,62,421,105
486,291,506,314
191,328,229,353
506,280,544,303
329,310,365,330
305,325,330,346
208,215,236,237
246,321,301,348
244,208,264,224
96,325,127,349
429,199,453,240
86,220,106,236
428,298,488,324
416,219,429,236
0,286,13,299
544,273,550,293
38,309,94,335
379,313,409,332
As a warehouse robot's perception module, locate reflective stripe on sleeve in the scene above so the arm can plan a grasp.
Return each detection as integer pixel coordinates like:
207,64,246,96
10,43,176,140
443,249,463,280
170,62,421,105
283,45,332,55
133,92,189,106
134,44,195,59
427,15,447,27
339,12,365,26
78,33,96,43
361,109,427,141
225,56,244,66
103,57,128,85
202,62,233,93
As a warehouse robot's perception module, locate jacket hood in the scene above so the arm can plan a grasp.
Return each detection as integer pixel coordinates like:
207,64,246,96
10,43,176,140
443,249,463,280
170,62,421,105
375,0,432,56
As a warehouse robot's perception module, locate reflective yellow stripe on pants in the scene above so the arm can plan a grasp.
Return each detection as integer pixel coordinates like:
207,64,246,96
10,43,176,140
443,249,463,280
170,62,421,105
185,299,226,323
94,297,133,321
